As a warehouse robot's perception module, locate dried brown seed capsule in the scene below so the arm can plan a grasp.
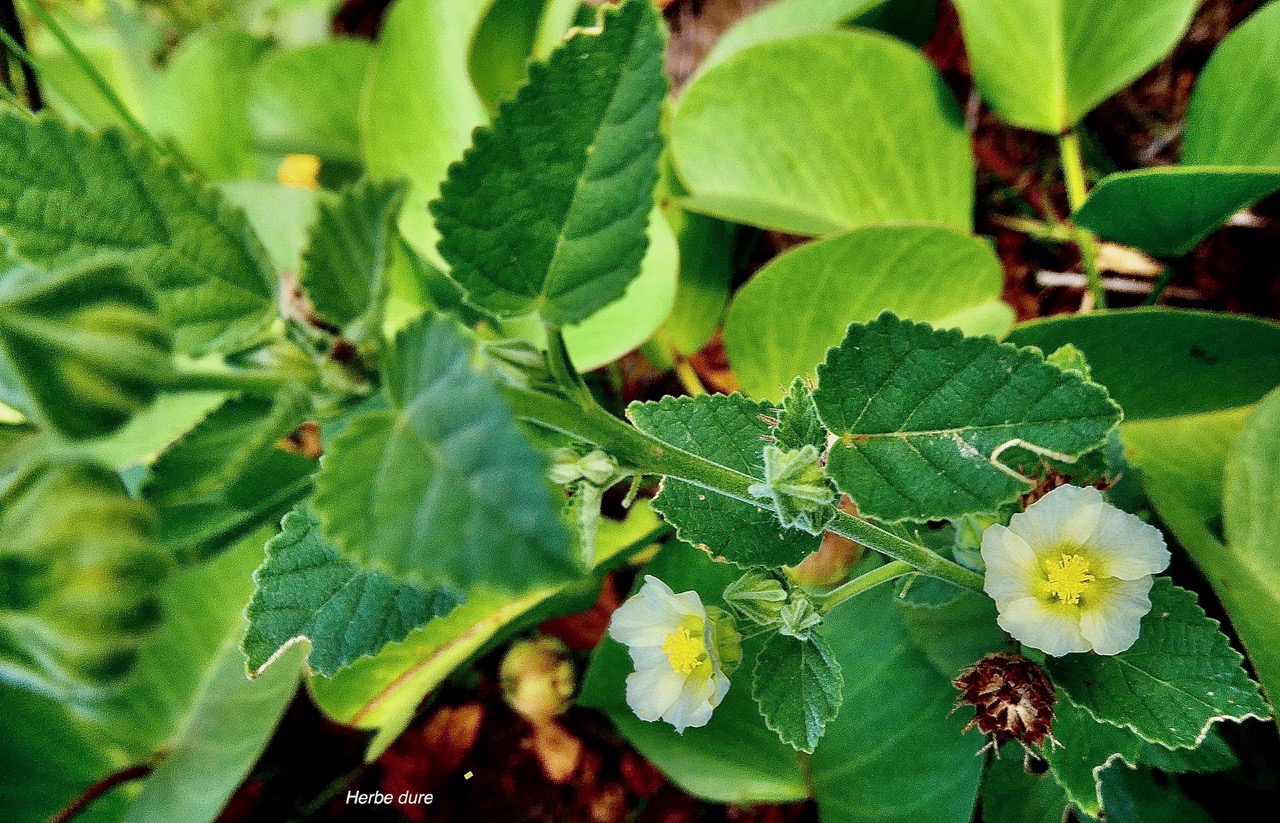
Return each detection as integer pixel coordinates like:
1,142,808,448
953,652,1057,753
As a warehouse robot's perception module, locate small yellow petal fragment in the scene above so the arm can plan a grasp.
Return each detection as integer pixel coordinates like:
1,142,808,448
278,153,321,190
662,626,707,674
1045,553,1095,605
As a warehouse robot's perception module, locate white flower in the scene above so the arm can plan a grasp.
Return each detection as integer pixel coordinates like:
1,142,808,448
981,484,1170,657
607,575,738,733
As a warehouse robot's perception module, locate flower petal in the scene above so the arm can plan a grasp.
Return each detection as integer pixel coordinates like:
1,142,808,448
997,596,1091,657
624,663,687,722
609,588,681,648
663,667,719,733
1008,484,1103,559
981,524,1042,606
1086,506,1170,580
1079,576,1155,656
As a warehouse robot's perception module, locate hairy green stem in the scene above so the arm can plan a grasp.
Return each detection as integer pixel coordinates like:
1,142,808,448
816,560,913,614
1059,130,1107,311
545,327,594,407
499,384,985,594
164,361,306,395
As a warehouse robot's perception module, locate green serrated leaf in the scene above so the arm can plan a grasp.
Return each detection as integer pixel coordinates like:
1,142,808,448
814,313,1121,522
314,313,574,592
300,178,408,341
1042,697,1142,817
753,632,843,753
628,393,822,568
1045,579,1270,750
432,0,667,324
244,506,461,677
0,257,172,440
145,390,315,566
0,109,276,355
774,377,826,451
981,746,1071,823
723,225,1007,401
0,459,169,697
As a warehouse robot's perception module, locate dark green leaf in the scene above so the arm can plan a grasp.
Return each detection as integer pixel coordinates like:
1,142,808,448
814,314,1120,522
299,178,408,339
432,0,668,324
1045,579,1269,750
628,394,822,568
0,109,276,354
314,313,574,592
752,632,843,752
244,506,462,677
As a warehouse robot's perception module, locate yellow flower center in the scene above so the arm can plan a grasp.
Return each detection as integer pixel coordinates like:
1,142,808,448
662,626,707,674
1045,553,1095,605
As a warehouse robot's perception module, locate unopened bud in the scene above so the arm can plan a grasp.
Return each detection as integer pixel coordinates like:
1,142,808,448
723,571,788,626
500,636,575,724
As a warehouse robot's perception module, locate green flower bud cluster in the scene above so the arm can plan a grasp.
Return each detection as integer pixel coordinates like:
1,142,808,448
548,447,622,487
747,444,836,535
722,570,823,640
0,461,170,695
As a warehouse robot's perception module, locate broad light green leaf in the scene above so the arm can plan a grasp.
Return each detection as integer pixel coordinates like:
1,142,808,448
673,30,973,235
300,178,408,340
313,313,573,591
899,590,1013,678
952,0,1197,133
1072,4,1280,256
1007,309,1280,421
312,503,660,757
723,225,1008,401
244,506,462,677
1222,389,1280,709
86,533,303,823
699,0,886,71
1182,1,1280,169
218,180,321,274
0,109,277,355
1073,168,1280,257
659,206,735,357
0,683,124,823
808,582,984,823
361,0,493,265
140,27,268,180
1045,579,1269,749
0,258,172,440
753,632,842,753
628,394,822,568
1121,405,1280,715
814,314,1120,522
469,0,550,112
432,0,667,324
0,460,168,697
144,390,315,566
248,38,371,165
578,539,810,804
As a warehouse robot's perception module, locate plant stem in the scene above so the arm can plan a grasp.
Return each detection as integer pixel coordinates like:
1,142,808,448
1058,130,1107,311
51,763,154,823
673,357,707,396
165,362,304,395
545,327,594,407
499,384,985,594
817,560,913,613
21,0,163,155
0,0,40,109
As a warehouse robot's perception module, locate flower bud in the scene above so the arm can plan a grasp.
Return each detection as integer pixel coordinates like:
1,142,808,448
499,636,575,724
